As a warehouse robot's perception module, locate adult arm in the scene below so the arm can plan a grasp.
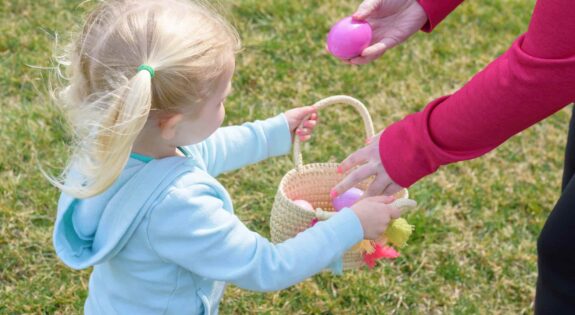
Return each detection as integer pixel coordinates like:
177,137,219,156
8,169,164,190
334,0,575,195
381,0,575,187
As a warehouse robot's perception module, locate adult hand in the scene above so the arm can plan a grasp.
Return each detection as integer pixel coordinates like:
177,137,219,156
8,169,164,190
331,132,403,197
349,0,428,64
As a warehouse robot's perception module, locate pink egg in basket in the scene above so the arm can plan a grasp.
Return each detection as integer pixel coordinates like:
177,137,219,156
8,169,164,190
293,199,314,211
332,187,364,211
327,16,372,60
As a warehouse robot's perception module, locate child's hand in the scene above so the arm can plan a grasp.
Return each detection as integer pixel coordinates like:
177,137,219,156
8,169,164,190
284,106,319,142
351,195,403,240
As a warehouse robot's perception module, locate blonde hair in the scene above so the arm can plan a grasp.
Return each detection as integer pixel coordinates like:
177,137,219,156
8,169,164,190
49,0,240,198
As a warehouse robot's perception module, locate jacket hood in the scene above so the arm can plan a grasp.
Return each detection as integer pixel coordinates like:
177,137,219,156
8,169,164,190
53,157,190,269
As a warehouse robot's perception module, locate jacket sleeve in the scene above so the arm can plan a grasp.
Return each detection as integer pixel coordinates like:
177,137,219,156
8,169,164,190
146,183,363,292
184,114,291,177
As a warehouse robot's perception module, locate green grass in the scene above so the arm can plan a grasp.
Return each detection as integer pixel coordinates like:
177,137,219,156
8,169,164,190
0,0,564,313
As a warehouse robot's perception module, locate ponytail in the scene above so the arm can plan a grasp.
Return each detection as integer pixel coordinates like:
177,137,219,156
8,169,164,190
46,0,240,198
48,69,153,198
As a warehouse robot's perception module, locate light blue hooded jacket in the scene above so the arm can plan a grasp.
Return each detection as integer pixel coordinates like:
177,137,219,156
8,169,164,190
53,114,364,314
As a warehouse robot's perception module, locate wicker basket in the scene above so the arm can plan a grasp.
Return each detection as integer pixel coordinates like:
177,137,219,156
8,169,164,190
270,95,414,270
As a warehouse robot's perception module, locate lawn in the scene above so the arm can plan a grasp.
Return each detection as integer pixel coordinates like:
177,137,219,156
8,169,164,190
1,0,566,313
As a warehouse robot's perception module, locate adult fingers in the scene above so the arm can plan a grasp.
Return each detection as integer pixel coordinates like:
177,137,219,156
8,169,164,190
331,163,375,198
338,146,369,174
353,0,381,20
350,38,399,64
364,172,392,197
382,183,403,196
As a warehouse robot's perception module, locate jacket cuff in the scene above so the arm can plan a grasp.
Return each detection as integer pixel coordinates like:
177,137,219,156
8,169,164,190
417,0,465,32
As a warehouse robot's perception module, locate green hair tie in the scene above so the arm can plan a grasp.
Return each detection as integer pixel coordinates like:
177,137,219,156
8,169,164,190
137,64,155,78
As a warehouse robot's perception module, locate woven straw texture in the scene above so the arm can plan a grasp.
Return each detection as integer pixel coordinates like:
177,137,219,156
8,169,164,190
270,95,410,270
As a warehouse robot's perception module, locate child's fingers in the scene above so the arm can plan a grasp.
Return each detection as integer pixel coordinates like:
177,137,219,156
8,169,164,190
298,106,316,120
303,120,317,129
384,195,397,204
367,197,405,219
389,206,403,219
299,134,312,142
307,113,318,125
296,128,311,136
365,195,396,204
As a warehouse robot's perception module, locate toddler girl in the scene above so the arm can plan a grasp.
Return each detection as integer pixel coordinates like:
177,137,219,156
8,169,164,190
50,0,404,313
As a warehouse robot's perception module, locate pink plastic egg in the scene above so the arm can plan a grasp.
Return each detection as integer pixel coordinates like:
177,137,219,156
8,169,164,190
327,16,372,60
332,187,364,211
293,199,314,211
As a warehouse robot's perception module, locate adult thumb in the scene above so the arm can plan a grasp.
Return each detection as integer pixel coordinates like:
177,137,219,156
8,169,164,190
353,0,380,20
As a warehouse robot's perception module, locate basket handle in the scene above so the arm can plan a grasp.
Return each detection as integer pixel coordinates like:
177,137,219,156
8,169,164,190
293,95,375,171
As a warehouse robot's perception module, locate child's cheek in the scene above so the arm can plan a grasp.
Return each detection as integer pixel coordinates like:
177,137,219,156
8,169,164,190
217,104,225,127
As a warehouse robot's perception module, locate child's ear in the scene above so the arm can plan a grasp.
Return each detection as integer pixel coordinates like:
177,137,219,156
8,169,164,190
158,113,183,140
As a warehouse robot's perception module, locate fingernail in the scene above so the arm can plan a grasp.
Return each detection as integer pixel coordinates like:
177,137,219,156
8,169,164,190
383,196,395,203
330,189,338,199
296,130,302,135
337,166,343,174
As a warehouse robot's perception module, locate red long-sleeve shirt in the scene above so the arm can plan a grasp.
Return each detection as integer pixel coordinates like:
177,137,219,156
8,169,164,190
380,0,575,188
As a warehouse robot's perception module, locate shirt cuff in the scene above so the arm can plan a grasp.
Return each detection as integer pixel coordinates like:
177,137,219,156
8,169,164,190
417,0,464,32
378,96,451,188
323,207,364,253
